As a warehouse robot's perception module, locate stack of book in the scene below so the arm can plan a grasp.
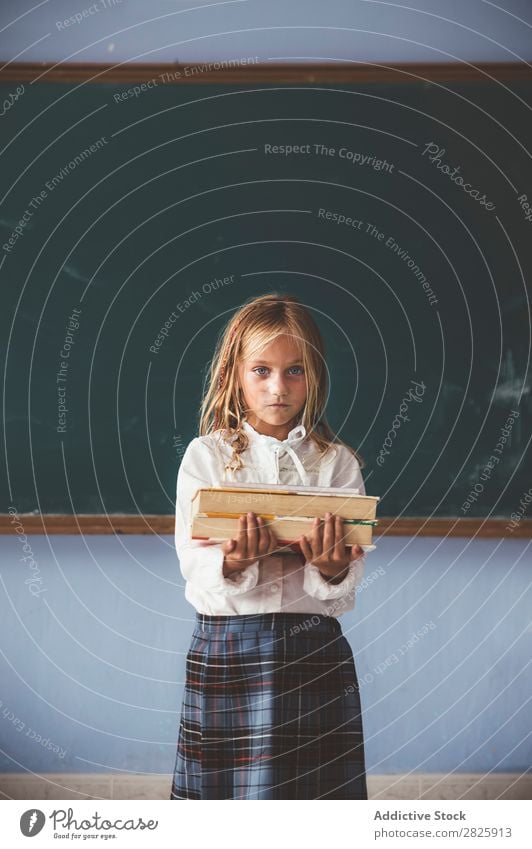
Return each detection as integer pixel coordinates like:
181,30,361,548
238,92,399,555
190,482,379,553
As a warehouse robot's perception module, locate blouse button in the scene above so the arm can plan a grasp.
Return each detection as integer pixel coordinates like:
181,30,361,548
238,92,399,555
270,584,279,593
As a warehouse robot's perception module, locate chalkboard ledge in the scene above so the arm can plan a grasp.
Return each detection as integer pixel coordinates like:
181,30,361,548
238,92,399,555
1,515,530,537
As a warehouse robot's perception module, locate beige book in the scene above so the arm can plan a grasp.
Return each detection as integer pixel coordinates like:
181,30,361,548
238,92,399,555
190,484,379,553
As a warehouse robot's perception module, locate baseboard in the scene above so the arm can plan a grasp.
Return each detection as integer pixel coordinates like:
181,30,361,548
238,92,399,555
0,773,530,800
368,773,531,800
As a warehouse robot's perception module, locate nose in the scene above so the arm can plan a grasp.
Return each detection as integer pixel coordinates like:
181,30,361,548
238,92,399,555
269,371,289,396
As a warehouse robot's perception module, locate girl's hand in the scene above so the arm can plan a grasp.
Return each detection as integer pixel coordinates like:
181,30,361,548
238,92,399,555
299,512,364,583
222,512,279,577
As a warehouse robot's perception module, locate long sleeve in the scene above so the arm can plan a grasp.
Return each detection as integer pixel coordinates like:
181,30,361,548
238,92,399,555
175,438,260,595
303,445,369,601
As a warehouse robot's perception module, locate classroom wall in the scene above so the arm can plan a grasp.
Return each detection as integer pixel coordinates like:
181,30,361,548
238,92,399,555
1,0,532,65
1,533,530,777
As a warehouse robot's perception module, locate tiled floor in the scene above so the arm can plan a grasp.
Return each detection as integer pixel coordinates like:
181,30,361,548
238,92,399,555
0,773,530,800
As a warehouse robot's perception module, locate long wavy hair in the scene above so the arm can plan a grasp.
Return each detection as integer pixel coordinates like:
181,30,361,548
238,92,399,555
198,292,364,475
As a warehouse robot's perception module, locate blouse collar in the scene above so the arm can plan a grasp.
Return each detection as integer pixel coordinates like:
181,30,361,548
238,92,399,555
241,417,307,449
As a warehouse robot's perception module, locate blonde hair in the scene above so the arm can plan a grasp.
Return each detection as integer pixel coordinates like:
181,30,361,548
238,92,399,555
198,292,364,475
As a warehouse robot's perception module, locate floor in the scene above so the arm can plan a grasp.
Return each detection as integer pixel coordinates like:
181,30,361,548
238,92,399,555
0,773,530,800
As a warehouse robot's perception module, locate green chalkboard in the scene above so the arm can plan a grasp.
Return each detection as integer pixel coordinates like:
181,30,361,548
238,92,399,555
1,76,530,517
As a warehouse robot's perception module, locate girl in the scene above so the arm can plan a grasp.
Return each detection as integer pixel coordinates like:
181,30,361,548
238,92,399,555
170,293,371,800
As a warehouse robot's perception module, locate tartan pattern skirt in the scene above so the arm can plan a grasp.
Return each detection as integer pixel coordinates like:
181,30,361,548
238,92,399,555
170,611,368,800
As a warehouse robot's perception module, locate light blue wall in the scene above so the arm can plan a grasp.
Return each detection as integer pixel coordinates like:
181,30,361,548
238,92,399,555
1,0,530,780
1,0,531,64
1,533,530,776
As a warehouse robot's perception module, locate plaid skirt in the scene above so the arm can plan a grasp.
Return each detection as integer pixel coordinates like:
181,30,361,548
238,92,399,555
170,611,367,800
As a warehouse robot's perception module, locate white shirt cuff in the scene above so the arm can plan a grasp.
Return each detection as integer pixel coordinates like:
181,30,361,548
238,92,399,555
303,555,365,600
180,543,260,596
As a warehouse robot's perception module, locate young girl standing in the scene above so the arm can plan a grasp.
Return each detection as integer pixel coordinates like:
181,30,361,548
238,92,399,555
170,293,370,800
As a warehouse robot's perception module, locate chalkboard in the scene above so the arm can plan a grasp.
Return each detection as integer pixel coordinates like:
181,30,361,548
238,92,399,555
1,74,530,518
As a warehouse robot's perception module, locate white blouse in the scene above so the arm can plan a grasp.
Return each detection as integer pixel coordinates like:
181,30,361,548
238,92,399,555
174,418,371,617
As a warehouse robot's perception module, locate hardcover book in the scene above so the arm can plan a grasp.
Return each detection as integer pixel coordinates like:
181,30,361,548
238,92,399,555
190,483,379,553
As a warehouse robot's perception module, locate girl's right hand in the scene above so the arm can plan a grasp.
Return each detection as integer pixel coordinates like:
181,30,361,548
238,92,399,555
222,512,279,576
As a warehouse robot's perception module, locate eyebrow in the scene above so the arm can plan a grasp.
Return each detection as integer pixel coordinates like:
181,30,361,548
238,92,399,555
250,359,303,365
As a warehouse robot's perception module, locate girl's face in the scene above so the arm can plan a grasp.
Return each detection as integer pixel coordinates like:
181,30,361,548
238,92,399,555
238,333,308,439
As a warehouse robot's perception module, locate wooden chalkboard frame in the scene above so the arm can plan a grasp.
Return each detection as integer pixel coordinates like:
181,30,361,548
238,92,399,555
2,62,530,535
0,515,530,537
0,62,530,85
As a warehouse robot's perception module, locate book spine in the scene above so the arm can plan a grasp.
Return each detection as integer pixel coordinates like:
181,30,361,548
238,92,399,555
201,511,377,526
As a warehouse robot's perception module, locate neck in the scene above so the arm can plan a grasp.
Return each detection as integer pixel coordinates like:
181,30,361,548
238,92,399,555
245,413,300,440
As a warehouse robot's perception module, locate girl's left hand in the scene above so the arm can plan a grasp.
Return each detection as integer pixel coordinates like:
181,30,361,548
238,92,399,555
299,512,364,582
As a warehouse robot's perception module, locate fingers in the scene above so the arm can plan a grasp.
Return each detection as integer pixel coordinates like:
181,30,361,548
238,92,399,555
256,515,274,556
334,514,347,559
237,514,248,559
241,513,354,565
221,537,235,554
251,514,279,556
299,533,312,562
300,517,323,564
322,512,335,558
246,511,259,556
309,516,323,559
265,522,279,555
299,514,348,564
244,512,272,560
231,513,285,563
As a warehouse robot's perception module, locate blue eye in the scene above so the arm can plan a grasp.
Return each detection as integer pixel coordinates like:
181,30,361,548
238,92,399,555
252,366,304,376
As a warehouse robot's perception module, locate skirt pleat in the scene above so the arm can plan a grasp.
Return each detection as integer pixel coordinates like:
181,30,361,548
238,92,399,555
170,611,367,800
